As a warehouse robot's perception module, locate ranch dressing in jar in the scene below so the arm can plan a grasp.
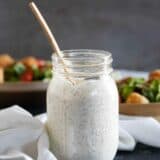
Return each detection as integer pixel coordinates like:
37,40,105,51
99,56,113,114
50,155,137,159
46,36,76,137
47,50,119,160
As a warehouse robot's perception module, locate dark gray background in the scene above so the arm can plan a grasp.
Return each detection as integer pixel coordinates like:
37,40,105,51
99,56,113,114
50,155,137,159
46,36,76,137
0,0,160,70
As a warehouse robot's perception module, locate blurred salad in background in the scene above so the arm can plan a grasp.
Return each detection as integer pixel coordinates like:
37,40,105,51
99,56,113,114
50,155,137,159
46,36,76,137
0,54,53,83
117,70,160,104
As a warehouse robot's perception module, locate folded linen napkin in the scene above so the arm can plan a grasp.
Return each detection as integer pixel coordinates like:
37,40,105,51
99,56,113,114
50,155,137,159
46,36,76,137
1,106,160,160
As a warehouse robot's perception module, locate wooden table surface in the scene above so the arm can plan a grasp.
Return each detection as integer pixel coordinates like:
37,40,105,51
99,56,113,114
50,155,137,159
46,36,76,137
115,144,160,160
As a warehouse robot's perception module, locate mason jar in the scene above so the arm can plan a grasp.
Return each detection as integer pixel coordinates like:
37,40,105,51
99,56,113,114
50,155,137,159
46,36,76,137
47,50,119,160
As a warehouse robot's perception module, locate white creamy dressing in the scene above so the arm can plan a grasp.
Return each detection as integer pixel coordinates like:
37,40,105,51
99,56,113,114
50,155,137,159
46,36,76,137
47,73,118,160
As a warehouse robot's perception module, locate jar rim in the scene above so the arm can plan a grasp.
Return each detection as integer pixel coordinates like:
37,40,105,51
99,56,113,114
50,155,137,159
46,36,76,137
52,49,111,59
52,49,112,65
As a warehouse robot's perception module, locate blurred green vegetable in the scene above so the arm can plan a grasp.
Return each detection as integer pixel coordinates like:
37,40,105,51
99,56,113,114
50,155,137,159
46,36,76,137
142,80,160,102
13,63,26,75
43,68,52,79
119,85,134,100
118,78,145,101
4,63,26,81
32,66,43,80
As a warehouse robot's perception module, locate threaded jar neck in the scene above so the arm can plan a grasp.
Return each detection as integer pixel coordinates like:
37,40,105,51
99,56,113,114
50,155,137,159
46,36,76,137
52,49,113,79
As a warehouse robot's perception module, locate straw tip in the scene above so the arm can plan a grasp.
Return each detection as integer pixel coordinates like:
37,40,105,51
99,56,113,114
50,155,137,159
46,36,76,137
29,1,35,7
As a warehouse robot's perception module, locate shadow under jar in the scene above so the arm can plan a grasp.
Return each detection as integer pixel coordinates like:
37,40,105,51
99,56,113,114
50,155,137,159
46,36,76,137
47,50,119,160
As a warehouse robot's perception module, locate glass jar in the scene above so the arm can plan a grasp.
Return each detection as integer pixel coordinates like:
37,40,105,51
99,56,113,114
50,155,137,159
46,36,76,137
47,50,119,160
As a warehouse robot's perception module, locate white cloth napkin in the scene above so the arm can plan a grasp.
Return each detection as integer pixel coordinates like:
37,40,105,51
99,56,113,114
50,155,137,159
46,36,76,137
119,115,160,151
1,106,160,160
0,105,56,160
